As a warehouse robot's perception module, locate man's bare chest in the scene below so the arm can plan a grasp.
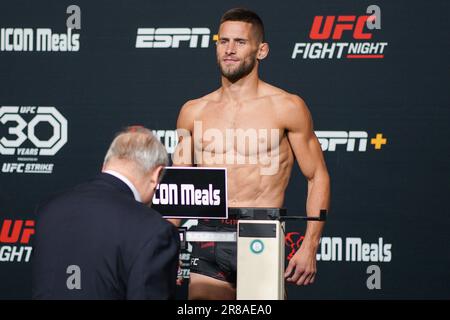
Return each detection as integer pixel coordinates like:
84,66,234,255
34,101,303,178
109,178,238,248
192,103,285,157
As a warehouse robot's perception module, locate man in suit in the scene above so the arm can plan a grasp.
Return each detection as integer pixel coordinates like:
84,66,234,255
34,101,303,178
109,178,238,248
32,126,180,299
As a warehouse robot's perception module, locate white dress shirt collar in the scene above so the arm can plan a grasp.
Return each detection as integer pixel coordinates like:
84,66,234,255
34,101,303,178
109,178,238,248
103,170,142,203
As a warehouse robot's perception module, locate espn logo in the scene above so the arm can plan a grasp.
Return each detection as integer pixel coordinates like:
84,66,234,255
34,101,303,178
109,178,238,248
316,131,368,152
136,28,210,48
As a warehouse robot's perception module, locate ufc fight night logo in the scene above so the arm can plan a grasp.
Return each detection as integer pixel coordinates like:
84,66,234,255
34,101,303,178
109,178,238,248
292,5,388,59
136,28,211,48
0,106,68,174
0,219,34,263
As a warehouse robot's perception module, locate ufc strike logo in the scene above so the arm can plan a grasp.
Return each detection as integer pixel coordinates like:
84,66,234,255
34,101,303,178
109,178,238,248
0,106,68,156
136,28,210,48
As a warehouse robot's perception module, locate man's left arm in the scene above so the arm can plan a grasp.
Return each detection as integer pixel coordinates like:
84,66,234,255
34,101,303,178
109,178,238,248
283,95,330,286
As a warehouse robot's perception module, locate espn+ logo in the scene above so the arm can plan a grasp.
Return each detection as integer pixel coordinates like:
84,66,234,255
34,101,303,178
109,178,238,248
315,131,387,152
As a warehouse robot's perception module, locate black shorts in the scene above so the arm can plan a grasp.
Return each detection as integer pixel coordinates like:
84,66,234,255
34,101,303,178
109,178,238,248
190,219,238,284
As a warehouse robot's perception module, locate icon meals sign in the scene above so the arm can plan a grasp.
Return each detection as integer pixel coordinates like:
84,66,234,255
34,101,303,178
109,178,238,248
152,167,228,219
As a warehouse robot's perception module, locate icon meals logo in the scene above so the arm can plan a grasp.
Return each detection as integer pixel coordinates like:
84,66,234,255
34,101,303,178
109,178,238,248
0,28,79,52
153,183,221,206
284,233,392,263
0,5,81,53
0,106,68,174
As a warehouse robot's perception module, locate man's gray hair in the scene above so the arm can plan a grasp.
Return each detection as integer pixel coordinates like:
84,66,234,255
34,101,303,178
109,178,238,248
104,126,168,173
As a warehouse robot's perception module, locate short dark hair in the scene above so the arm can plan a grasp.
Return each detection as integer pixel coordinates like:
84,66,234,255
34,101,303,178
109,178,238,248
220,8,265,43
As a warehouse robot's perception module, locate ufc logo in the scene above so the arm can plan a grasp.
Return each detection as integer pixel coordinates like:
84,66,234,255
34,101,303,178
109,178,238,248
310,16,373,40
191,258,199,266
0,106,68,156
0,220,35,244
136,28,210,48
285,232,304,260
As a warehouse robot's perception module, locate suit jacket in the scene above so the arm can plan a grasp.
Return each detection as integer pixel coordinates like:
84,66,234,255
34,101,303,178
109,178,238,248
32,173,180,300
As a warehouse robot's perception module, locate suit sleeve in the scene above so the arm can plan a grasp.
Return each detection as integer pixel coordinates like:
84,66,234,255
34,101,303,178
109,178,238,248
126,221,180,300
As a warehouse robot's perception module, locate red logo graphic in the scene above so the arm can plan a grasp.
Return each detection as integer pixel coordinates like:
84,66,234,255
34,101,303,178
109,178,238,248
285,232,304,260
310,15,374,40
0,219,35,244
200,241,215,249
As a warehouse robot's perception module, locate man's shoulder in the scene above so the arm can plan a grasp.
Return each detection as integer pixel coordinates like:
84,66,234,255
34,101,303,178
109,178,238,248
178,90,221,126
261,83,306,107
259,83,311,129
184,91,218,107
178,98,206,122
262,86,309,117
37,177,135,214
41,184,174,236
36,179,89,212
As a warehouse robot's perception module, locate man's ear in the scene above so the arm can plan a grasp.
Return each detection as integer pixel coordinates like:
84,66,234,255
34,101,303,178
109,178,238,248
150,166,164,190
257,42,269,60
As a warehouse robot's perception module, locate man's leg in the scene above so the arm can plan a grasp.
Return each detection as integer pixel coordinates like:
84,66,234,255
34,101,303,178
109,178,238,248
188,272,236,300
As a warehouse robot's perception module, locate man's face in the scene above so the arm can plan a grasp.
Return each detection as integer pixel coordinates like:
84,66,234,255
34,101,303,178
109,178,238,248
216,21,260,82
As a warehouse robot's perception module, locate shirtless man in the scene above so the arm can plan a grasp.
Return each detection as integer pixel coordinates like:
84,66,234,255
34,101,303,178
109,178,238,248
171,8,330,300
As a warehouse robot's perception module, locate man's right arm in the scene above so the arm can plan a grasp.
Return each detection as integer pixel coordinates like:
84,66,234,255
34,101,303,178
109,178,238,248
167,100,198,227
172,100,197,167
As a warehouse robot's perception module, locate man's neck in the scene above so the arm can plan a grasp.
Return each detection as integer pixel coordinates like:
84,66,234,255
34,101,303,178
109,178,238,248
220,68,261,102
102,161,144,202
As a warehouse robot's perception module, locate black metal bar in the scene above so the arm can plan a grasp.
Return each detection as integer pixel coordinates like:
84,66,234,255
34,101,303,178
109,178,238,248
279,209,328,222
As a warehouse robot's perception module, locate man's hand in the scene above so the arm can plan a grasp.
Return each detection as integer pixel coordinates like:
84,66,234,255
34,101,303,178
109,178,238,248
176,259,184,286
284,245,317,286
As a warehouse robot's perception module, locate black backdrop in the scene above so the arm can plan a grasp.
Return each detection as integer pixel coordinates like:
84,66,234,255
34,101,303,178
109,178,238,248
0,0,449,299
